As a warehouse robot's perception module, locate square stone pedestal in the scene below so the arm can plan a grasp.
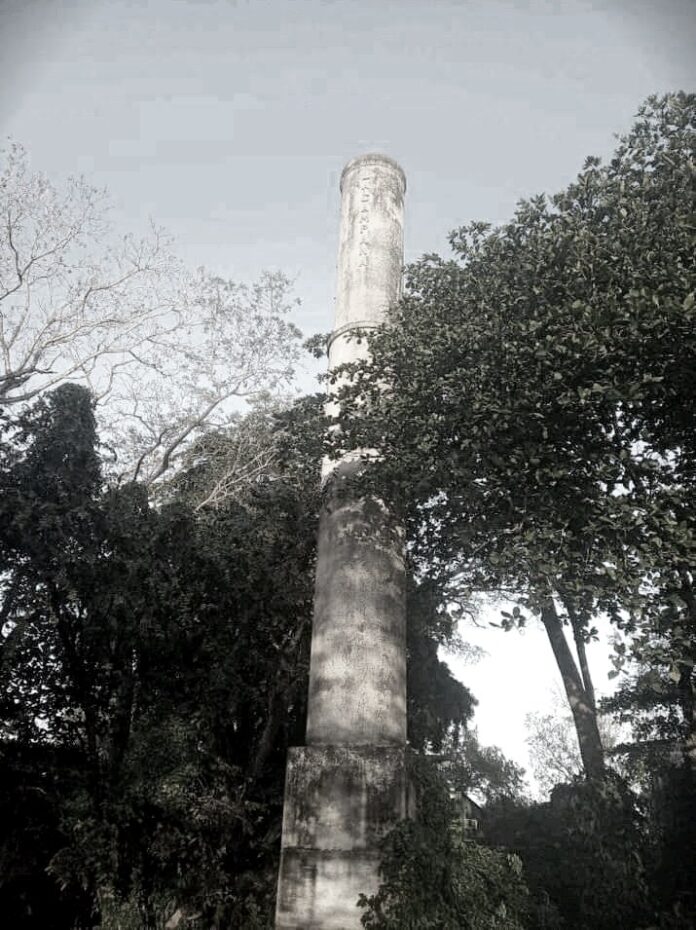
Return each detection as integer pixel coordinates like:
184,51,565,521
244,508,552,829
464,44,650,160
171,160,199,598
275,745,410,929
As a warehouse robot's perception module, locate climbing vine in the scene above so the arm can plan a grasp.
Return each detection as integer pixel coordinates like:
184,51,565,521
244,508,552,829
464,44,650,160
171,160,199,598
358,753,529,930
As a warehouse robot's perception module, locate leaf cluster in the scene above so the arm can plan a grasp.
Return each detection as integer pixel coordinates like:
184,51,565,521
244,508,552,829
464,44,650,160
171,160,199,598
359,753,530,930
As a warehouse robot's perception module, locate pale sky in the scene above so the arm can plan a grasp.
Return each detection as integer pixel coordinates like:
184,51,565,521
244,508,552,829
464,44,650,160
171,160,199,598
2,0,695,788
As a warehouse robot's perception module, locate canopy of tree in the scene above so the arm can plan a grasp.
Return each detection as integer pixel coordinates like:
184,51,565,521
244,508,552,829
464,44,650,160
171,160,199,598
0,384,492,927
333,92,695,779
0,142,303,485
328,91,696,927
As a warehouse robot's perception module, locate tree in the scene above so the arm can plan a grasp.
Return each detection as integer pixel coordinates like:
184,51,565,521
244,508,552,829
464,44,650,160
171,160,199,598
525,710,583,797
485,776,650,930
0,385,319,927
448,729,528,805
604,646,696,922
405,576,478,752
0,385,492,927
525,694,623,799
332,92,696,783
359,754,530,930
0,141,303,484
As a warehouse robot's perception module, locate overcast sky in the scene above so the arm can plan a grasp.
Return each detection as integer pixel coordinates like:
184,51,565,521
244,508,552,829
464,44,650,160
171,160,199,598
2,0,695,788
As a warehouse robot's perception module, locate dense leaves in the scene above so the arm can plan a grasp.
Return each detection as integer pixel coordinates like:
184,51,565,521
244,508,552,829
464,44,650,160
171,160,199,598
406,577,477,750
0,386,318,926
486,776,650,930
333,92,696,784
0,384,485,926
359,754,530,930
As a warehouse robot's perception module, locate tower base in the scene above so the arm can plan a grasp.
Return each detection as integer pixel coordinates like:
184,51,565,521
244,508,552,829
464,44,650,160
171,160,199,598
275,745,409,929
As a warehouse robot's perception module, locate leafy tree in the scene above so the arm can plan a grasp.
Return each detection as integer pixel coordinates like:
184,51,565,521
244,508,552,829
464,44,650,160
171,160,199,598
525,710,584,797
0,385,318,926
332,92,696,783
604,647,696,922
445,729,528,805
406,576,477,751
0,384,487,926
486,776,649,930
525,691,625,798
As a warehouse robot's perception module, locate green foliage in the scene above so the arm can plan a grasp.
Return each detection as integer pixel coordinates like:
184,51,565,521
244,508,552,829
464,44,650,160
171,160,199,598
486,775,650,930
526,701,627,797
359,754,530,930
0,386,483,925
406,578,477,751
604,650,696,924
340,90,696,609
443,730,528,805
333,92,696,782
0,385,320,926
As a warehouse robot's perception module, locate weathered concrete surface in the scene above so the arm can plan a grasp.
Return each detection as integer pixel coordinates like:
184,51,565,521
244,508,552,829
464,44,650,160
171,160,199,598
322,153,406,481
305,461,407,745
308,154,407,745
335,154,406,333
275,154,407,929
275,746,410,929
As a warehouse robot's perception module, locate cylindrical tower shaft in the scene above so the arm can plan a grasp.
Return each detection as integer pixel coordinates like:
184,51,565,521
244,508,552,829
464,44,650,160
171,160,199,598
306,154,407,746
275,154,408,930
335,153,406,332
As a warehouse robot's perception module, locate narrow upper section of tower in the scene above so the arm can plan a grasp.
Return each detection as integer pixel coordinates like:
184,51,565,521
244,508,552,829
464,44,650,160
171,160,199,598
333,153,406,337
340,153,406,195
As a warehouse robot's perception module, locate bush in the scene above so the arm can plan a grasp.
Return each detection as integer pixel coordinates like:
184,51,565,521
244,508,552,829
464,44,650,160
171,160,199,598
359,754,529,929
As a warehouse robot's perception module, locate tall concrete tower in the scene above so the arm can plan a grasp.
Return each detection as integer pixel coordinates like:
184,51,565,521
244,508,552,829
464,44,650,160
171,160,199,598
275,155,409,929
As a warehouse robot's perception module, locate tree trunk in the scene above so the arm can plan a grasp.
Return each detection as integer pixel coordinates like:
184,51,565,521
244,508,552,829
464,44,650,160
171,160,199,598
678,664,696,773
250,615,310,783
677,570,696,774
565,602,597,712
540,598,605,781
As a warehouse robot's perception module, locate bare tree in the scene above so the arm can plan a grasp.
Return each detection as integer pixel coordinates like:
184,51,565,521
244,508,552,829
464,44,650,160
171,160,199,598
525,707,584,798
163,401,284,512
525,688,623,799
106,270,302,485
0,141,303,483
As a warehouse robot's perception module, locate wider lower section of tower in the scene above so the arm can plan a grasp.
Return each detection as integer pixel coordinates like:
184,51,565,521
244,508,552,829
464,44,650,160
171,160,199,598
275,745,411,929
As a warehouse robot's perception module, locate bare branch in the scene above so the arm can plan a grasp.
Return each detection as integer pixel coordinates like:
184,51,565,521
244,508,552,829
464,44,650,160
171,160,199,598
1,141,303,482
